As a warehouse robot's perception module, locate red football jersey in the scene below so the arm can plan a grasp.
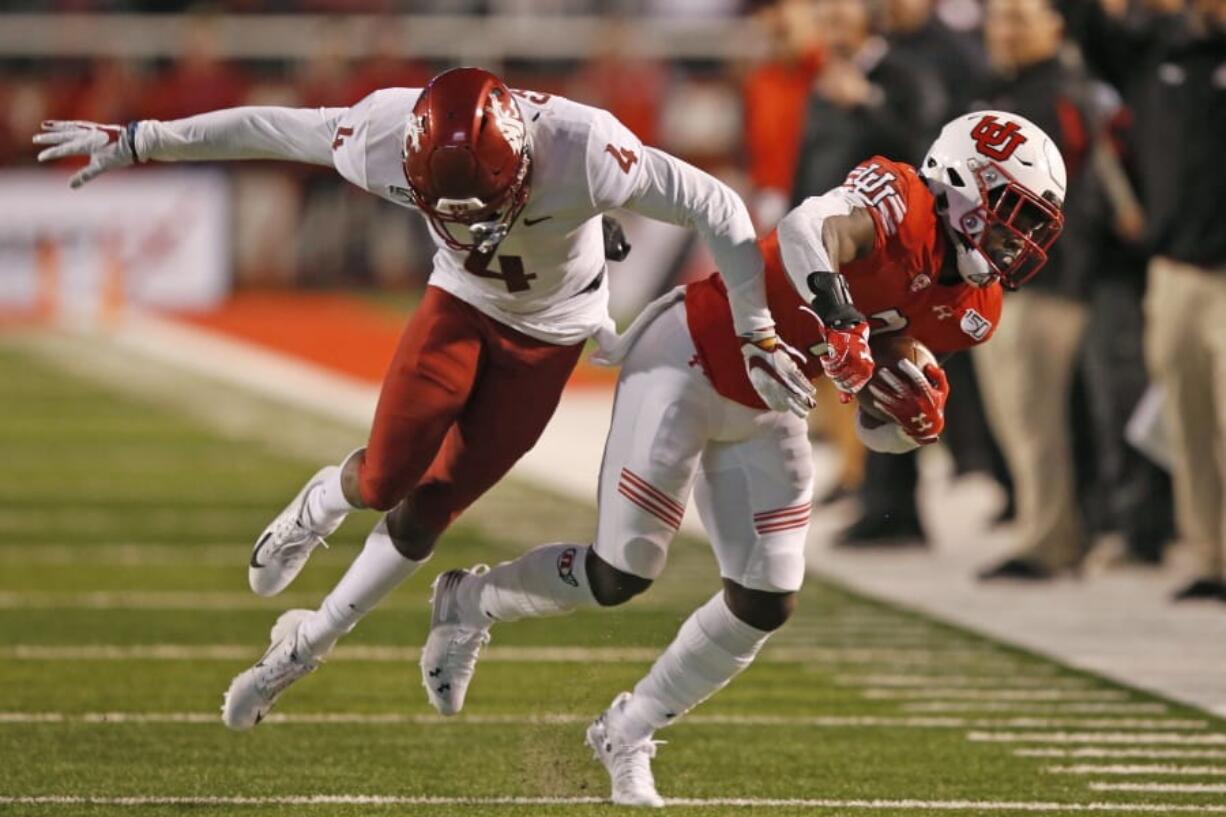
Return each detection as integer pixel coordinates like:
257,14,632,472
684,157,1003,410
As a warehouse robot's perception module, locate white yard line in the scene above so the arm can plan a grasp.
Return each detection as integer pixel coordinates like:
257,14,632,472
1089,782,1226,793
863,688,1132,702
2,795,1226,812
838,674,1072,688
1018,748,1226,760
1047,764,1226,776
0,643,1028,666
968,731,1226,745
0,711,1210,730
0,644,974,664
905,702,1169,715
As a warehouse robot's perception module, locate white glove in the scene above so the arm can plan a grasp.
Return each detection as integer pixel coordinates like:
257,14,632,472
740,334,817,418
33,120,139,188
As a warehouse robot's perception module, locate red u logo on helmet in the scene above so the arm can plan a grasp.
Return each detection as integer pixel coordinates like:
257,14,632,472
970,115,1028,161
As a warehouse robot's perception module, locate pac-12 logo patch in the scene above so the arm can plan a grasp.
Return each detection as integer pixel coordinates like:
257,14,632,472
960,308,992,341
557,546,579,587
970,115,1027,161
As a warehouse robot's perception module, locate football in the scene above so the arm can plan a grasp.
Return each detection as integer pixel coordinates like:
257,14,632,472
858,335,939,424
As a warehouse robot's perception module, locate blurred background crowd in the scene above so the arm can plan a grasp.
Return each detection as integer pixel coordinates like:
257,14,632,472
3,0,1225,601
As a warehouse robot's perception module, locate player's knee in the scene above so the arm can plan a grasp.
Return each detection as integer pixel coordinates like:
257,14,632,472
723,581,797,632
586,548,653,607
384,501,441,561
357,469,403,512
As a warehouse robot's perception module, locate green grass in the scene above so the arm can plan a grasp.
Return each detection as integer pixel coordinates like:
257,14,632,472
0,339,1222,817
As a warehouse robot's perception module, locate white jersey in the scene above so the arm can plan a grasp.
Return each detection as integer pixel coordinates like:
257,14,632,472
329,89,646,345
137,88,769,347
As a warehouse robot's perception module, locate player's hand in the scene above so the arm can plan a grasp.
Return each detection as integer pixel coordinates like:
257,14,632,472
867,360,949,444
33,120,137,188
740,333,817,418
817,321,874,395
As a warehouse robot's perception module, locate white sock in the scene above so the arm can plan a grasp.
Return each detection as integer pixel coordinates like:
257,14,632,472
615,592,770,743
300,516,424,654
304,452,359,531
461,543,598,627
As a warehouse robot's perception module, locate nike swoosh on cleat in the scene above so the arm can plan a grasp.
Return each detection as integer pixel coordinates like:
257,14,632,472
523,215,553,226
250,533,272,568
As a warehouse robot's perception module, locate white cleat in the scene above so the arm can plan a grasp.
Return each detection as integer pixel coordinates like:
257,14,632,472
420,566,491,716
249,466,340,597
586,692,665,808
221,609,326,730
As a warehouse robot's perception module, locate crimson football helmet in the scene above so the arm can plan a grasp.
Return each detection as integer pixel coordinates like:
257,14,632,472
402,67,531,254
920,111,1066,290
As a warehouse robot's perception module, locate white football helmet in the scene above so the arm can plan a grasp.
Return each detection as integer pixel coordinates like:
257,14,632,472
919,111,1067,290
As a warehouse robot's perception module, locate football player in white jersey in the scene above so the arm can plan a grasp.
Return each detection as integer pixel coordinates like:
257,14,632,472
35,67,815,730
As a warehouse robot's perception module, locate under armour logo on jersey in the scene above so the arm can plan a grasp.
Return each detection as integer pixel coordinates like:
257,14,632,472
970,115,1028,161
932,305,955,321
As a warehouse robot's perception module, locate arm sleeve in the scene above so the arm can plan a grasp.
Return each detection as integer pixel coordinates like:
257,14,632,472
775,191,857,298
135,106,346,167
855,410,920,454
621,146,771,336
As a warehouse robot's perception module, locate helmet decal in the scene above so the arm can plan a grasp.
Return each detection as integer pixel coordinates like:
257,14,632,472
403,113,425,156
488,92,526,156
970,114,1029,162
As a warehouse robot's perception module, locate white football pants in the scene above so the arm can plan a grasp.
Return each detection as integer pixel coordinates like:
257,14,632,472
593,301,814,593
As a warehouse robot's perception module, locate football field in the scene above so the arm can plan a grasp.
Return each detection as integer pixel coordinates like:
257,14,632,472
1,339,1224,817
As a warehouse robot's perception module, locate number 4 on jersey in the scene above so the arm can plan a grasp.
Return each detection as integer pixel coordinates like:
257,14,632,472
466,254,536,293
605,144,638,175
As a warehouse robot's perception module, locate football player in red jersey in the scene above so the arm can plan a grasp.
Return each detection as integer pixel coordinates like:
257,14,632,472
36,67,817,730
418,111,1066,806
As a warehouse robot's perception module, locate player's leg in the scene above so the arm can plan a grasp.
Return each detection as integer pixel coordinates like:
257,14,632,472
603,410,813,747
421,302,712,718
247,287,484,597
224,288,484,729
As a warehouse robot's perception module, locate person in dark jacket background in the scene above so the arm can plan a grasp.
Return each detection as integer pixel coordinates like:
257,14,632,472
1067,0,1226,600
969,0,1100,580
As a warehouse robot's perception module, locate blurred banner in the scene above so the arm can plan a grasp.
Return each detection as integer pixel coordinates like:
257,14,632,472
0,169,230,322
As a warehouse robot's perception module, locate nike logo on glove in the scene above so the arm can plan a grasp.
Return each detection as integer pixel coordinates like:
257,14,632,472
523,215,553,226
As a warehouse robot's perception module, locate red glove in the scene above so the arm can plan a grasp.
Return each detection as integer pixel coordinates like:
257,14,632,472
867,360,949,444
818,321,874,395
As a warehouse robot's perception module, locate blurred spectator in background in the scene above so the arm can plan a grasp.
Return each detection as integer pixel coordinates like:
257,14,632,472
742,0,823,229
1075,87,1175,570
791,0,943,201
973,0,1097,580
570,17,667,148
1069,0,1226,600
879,0,989,117
145,15,248,121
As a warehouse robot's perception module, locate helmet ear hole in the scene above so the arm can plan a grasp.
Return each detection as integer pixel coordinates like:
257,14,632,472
926,157,938,168
946,168,966,188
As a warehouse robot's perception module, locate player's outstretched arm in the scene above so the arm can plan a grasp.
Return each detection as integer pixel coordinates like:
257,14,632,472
34,106,343,188
777,194,878,395
621,147,816,417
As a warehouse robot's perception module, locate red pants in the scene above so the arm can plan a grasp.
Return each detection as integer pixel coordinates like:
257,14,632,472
358,286,584,534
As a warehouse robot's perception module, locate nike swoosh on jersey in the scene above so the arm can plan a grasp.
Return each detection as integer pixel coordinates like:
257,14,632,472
523,215,553,226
